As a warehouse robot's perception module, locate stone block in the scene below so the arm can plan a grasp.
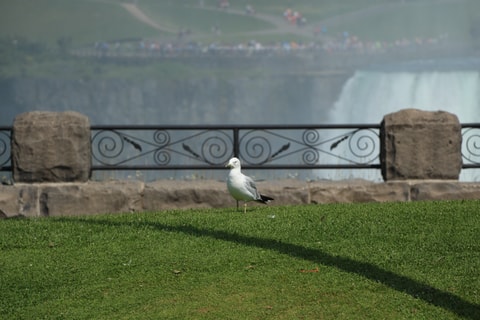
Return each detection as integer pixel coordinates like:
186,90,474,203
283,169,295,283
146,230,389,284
143,179,308,211
256,180,309,205
38,181,144,216
410,181,480,201
309,180,410,203
0,186,21,218
143,180,230,210
0,184,39,218
12,111,91,182
380,109,462,181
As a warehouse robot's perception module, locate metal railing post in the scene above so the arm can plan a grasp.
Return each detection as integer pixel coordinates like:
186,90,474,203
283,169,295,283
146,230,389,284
233,128,240,158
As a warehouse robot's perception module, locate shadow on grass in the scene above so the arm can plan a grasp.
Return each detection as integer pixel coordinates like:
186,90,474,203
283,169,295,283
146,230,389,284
60,217,479,319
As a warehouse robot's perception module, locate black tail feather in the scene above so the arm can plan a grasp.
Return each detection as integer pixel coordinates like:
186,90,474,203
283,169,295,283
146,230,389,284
257,194,274,204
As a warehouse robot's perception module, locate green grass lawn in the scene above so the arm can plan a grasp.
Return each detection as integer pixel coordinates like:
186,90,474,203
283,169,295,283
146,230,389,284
0,0,158,46
326,1,476,42
1,201,479,319
1,0,478,47
139,1,275,35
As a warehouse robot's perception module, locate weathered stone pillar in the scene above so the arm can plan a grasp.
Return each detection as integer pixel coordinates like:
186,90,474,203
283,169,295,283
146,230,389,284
12,111,91,182
380,109,462,181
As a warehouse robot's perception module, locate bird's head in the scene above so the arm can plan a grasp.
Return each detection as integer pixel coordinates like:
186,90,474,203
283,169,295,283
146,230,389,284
225,157,241,169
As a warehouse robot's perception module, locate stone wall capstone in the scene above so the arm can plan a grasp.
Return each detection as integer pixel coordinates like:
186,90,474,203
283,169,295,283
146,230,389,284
12,111,91,182
2,180,480,218
380,109,462,181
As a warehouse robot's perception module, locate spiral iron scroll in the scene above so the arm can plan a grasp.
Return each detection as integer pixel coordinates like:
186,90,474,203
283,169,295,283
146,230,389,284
92,129,233,167
91,130,126,165
239,131,272,164
153,130,172,165
90,127,381,168
462,128,480,164
200,132,232,165
348,129,379,161
0,130,10,168
238,128,379,166
302,129,321,165
327,129,379,164
180,131,232,165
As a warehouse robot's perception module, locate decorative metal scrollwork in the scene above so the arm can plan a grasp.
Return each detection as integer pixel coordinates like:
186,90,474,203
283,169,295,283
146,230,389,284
0,130,10,168
239,131,272,165
325,129,379,164
92,130,135,165
154,130,170,147
200,133,231,165
92,130,125,162
302,149,320,165
237,128,379,166
348,129,379,160
462,127,480,164
302,128,380,165
154,149,171,166
303,129,321,145
91,128,233,167
179,131,232,165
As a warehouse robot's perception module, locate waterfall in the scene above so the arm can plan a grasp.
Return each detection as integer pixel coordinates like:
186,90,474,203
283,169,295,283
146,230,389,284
327,67,480,181
330,70,480,124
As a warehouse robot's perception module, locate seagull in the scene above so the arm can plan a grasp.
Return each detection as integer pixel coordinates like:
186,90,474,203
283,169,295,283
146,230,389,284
225,157,274,213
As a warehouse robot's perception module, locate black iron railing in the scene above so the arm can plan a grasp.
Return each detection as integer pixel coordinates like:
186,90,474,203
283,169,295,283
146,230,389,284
461,123,480,169
89,124,381,171
1,124,480,172
0,126,11,171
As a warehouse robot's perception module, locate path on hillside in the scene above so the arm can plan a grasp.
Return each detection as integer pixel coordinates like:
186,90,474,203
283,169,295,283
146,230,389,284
120,2,312,38
118,0,468,41
120,2,317,40
196,5,316,38
120,2,177,34
117,2,384,40
117,3,371,40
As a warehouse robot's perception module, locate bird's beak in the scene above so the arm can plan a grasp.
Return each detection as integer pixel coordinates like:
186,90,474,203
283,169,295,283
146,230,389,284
225,162,231,168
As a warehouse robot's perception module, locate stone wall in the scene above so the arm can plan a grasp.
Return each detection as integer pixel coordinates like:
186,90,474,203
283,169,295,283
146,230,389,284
1,179,480,218
1,109,479,218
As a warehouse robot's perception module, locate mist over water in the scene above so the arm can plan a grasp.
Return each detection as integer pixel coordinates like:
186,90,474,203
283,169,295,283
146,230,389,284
327,60,480,181
3,58,479,181
330,70,480,124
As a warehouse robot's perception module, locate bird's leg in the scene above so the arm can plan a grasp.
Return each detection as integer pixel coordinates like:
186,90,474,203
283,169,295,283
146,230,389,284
236,200,239,210
243,202,247,214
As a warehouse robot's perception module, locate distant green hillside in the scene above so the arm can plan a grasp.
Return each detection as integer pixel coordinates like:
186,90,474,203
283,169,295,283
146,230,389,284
1,0,479,47
0,0,157,46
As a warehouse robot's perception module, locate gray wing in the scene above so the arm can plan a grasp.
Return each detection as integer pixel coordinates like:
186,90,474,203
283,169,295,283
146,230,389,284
244,175,261,200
